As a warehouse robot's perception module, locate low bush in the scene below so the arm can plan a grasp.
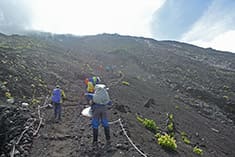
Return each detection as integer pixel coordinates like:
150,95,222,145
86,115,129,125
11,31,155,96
167,122,174,132
167,113,175,133
168,113,173,121
32,98,40,105
5,92,12,99
157,133,177,151
181,132,190,144
122,81,130,86
193,146,203,155
223,95,229,101
137,116,158,133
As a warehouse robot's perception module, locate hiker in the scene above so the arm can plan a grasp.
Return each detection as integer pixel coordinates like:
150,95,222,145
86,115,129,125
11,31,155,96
84,76,101,105
91,84,112,148
51,85,66,122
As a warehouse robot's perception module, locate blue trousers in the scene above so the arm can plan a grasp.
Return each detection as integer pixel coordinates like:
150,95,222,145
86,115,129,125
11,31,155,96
91,105,109,129
91,105,111,142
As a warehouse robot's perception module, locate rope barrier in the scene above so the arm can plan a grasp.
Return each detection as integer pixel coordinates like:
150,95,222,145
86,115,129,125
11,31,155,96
10,95,49,157
108,119,120,125
109,118,148,157
33,95,49,136
10,119,36,157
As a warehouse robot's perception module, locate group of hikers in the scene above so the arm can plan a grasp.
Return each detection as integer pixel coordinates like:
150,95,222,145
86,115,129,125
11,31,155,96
51,76,112,149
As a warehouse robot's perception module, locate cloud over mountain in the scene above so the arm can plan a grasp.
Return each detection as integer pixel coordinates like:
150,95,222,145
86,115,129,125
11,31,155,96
0,0,33,34
181,0,235,52
151,0,212,39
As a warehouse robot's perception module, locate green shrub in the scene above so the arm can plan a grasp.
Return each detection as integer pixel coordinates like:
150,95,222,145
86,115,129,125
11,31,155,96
181,132,190,144
137,116,158,133
223,85,229,90
122,81,130,86
157,133,177,151
193,146,203,155
167,122,174,132
167,113,174,133
223,95,229,101
168,113,173,121
155,133,161,138
32,98,40,105
137,116,144,123
5,92,12,99
181,131,186,136
182,136,190,144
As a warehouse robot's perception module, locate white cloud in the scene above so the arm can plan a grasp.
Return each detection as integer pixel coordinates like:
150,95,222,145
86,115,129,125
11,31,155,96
190,30,235,53
181,0,235,52
30,0,165,37
0,0,33,34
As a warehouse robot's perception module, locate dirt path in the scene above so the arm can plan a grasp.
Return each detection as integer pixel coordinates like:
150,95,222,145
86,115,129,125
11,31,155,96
29,73,140,157
30,102,81,157
30,99,116,157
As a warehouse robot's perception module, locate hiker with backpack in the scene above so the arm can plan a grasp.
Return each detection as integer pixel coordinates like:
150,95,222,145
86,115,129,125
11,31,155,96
84,76,101,105
91,84,112,148
51,85,66,122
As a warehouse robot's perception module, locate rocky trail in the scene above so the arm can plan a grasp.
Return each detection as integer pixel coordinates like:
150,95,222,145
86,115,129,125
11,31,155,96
28,67,235,157
29,73,143,157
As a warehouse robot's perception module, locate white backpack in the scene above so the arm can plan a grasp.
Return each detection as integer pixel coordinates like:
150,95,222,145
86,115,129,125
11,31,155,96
93,84,110,105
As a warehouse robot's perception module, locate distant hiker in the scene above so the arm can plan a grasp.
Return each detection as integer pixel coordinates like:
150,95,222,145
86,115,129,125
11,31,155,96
51,85,66,122
105,66,110,72
91,84,112,148
84,76,101,105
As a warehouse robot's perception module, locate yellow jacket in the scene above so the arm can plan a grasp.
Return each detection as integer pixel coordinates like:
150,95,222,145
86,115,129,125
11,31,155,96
60,90,66,103
87,81,95,93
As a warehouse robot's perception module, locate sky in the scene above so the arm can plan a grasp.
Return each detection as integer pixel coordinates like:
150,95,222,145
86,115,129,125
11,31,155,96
0,0,235,53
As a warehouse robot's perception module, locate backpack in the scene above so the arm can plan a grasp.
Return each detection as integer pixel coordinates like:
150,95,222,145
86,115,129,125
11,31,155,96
93,86,110,105
52,88,61,103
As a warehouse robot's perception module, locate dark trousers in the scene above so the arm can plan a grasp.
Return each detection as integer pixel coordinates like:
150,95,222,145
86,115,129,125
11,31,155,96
53,102,61,120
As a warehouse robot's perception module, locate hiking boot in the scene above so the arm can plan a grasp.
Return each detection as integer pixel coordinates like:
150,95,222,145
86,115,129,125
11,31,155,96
92,141,98,146
55,119,59,123
93,128,98,143
54,117,61,123
104,127,110,141
104,140,112,152
58,117,61,121
92,141,98,151
105,140,111,148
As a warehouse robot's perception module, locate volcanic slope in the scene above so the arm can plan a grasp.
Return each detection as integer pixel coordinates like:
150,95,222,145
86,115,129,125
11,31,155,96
0,33,235,157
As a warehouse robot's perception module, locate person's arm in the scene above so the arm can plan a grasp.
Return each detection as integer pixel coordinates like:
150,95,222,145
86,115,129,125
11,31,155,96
107,101,112,105
106,100,112,110
50,90,54,104
61,90,66,100
84,93,94,97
